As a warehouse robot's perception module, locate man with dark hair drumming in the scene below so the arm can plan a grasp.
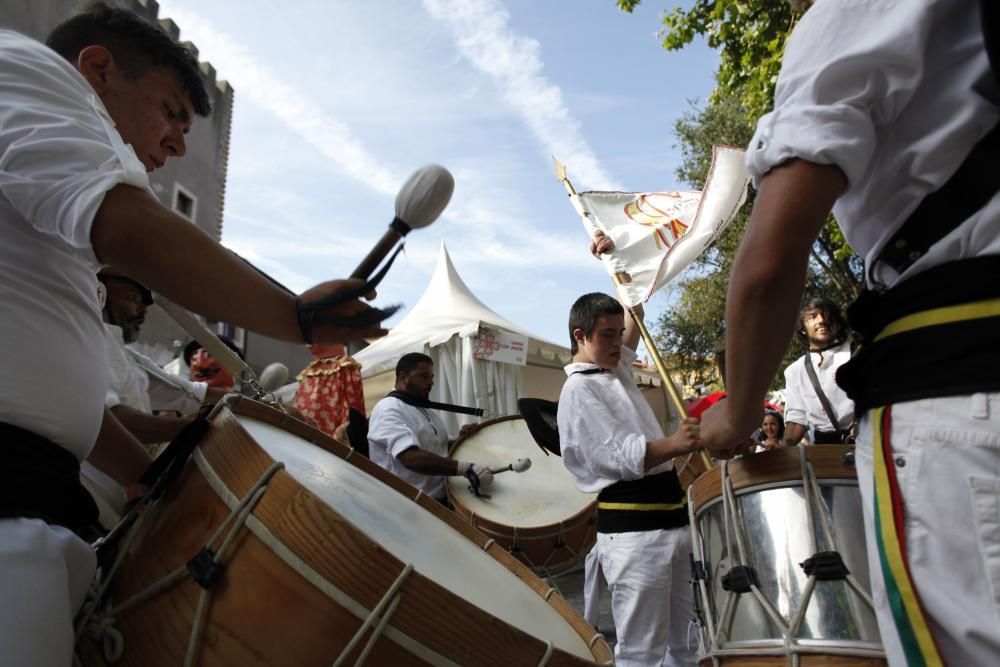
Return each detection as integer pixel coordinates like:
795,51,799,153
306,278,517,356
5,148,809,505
558,233,701,667
0,3,388,664
781,297,855,446
698,1,1000,664
368,352,493,502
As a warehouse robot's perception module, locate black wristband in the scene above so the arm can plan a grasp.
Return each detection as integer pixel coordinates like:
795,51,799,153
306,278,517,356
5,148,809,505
295,296,314,344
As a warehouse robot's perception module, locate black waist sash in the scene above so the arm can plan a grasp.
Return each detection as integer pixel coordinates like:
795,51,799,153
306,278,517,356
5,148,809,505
0,422,99,534
597,469,688,533
836,255,1000,412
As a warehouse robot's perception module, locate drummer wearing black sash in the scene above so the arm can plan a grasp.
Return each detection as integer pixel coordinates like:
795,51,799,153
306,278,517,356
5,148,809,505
698,1,1000,665
0,4,390,665
558,234,701,667
368,353,494,503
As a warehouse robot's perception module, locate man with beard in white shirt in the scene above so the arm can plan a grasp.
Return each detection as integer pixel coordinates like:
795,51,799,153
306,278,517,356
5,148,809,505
781,297,855,446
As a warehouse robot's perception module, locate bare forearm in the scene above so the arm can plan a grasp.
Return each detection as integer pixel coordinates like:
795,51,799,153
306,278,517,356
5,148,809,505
723,161,845,438
88,407,154,485
92,185,301,342
397,447,460,476
110,404,188,444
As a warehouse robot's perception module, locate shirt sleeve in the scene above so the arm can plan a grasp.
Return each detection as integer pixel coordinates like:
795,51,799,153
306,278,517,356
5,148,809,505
783,363,807,427
745,1,933,189
559,381,647,484
0,34,149,263
368,403,421,459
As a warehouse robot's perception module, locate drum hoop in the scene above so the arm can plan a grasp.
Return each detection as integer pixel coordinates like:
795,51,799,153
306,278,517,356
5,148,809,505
214,396,613,663
690,445,857,513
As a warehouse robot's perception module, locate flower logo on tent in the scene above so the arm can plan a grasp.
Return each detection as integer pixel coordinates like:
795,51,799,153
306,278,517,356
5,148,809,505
473,331,501,360
624,192,698,250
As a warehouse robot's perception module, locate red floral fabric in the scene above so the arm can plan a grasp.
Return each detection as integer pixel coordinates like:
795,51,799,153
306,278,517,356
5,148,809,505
293,356,365,438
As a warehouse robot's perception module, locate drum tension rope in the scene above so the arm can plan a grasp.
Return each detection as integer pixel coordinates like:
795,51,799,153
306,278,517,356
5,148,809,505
800,551,850,581
721,565,760,594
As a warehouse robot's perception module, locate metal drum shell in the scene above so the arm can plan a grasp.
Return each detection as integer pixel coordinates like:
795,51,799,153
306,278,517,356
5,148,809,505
447,415,597,577
79,398,613,666
689,445,886,666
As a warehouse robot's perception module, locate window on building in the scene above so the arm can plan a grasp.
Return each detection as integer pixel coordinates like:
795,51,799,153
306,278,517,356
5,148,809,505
173,184,197,222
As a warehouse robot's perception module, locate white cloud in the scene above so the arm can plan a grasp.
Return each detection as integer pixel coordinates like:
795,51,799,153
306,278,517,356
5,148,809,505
165,8,401,195
422,0,621,191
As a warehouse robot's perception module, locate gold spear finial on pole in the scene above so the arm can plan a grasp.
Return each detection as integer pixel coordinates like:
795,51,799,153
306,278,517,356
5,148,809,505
553,157,713,471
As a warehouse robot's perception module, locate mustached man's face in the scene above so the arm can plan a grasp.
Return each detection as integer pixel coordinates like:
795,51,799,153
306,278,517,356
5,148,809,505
189,348,236,389
104,278,147,343
399,362,434,400
802,308,839,349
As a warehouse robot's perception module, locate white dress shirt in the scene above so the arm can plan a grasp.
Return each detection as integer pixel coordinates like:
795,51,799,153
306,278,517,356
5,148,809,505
0,30,149,459
783,341,855,433
746,0,1000,289
368,396,450,498
558,346,671,494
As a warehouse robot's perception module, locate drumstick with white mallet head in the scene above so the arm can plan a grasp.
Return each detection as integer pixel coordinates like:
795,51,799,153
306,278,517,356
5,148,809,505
490,457,532,474
351,164,455,280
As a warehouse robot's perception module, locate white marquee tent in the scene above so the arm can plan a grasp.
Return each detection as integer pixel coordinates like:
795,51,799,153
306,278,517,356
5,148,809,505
353,243,572,435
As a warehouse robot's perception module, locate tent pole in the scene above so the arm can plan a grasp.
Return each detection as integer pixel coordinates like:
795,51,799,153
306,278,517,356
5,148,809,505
553,157,712,470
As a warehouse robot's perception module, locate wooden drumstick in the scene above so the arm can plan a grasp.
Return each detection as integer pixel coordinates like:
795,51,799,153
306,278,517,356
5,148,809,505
350,164,455,280
491,457,532,474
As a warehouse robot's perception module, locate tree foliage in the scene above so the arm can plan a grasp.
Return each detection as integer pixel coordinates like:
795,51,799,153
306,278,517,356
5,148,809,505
618,1,864,391
617,0,809,118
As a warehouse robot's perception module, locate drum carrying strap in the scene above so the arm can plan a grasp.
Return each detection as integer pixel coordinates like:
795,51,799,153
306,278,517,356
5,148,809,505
870,406,945,666
386,391,484,416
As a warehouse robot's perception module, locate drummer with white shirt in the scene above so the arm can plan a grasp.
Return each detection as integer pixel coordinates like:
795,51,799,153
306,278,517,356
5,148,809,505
558,236,701,667
0,5,389,665
368,352,493,502
698,1,1000,664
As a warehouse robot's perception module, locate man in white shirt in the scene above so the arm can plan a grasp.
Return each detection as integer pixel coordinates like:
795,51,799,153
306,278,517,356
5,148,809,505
368,353,492,502
558,239,701,667
699,1,1000,664
82,269,227,529
781,297,854,446
0,5,389,665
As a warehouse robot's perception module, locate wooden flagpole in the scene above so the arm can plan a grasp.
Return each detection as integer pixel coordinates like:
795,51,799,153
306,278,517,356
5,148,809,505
553,157,713,469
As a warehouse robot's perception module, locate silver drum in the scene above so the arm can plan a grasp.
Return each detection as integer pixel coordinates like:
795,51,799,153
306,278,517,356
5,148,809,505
689,445,886,665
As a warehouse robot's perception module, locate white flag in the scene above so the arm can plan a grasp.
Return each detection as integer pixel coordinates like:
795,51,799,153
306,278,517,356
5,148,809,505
574,145,750,307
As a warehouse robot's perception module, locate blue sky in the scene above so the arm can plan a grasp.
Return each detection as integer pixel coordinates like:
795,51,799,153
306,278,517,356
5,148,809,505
158,0,719,353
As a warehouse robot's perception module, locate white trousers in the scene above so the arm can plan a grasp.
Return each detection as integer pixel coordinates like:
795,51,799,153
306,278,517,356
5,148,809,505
597,526,696,667
0,518,96,667
583,547,604,627
856,392,1000,666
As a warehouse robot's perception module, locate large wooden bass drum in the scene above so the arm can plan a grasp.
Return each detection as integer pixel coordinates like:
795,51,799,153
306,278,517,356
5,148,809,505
77,397,613,666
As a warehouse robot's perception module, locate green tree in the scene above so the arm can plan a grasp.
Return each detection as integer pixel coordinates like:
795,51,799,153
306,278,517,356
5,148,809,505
617,0,808,118
619,0,863,392
653,91,862,392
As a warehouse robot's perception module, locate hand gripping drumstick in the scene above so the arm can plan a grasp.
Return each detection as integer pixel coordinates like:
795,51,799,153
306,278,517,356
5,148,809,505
351,164,455,280
490,457,532,474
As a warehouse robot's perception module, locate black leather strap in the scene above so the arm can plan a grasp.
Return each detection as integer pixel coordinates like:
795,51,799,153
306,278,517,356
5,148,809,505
803,352,842,431
387,391,484,417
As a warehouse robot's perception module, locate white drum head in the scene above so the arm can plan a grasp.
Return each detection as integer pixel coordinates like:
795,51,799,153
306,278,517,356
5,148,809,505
447,418,596,528
239,416,591,660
